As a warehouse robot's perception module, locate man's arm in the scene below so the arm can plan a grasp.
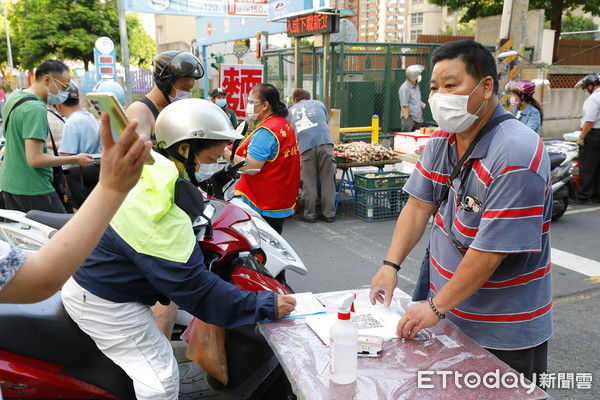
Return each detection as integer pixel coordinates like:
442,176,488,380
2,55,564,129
0,115,152,303
396,249,506,339
126,101,154,138
25,139,93,168
402,106,410,120
369,196,435,306
577,121,594,146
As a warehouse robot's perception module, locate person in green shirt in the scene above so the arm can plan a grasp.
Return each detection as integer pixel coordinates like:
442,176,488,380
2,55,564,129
209,87,238,128
0,60,93,213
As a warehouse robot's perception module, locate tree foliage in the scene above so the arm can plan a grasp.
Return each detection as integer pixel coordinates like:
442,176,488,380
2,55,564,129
0,0,155,70
126,14,155,69
560,15,598,40
428,0,600,61
428,0,599,35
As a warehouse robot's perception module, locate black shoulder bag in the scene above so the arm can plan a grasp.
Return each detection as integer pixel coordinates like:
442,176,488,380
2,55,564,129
412,114,516,301
4,96,71,210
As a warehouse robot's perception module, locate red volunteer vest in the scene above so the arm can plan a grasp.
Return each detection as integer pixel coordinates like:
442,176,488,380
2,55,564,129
235,115,301,212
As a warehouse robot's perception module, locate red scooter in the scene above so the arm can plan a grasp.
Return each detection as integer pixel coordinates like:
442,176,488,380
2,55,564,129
0,161,294,399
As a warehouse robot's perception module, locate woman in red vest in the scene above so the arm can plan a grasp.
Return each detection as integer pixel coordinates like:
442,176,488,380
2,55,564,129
225,83,300,234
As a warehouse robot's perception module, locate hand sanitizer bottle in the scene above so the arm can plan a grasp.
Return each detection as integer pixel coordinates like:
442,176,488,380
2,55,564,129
329,293,358,384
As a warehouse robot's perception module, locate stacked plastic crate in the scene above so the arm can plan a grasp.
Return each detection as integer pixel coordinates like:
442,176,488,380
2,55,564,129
353,171,411,222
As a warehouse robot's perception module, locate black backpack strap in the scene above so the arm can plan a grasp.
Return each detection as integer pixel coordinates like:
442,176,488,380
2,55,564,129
137,96,160,120
4,95,61,156
435,113,516,211
3,96,39,128
47,108,66,123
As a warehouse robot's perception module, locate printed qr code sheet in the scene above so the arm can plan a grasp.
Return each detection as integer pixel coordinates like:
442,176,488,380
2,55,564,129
351,314,384,330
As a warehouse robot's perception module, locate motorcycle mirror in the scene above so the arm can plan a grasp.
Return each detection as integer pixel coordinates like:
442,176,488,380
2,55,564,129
236,120,248,137
230,121,248,162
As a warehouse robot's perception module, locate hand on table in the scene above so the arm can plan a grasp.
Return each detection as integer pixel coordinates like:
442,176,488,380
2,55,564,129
369,264,399,307
397,301,442,339
277,294,297,319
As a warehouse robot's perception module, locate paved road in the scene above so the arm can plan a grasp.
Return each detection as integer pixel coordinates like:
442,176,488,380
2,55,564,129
282,195,600,400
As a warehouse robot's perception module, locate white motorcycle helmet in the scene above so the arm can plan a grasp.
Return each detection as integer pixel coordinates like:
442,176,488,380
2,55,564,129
155,98,243,184
406,64,425,82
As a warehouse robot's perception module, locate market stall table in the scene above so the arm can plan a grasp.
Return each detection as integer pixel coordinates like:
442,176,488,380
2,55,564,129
335,159,403,208
258,288,549,400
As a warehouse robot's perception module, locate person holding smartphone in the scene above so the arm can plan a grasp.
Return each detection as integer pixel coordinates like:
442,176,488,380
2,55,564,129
0,113,152,303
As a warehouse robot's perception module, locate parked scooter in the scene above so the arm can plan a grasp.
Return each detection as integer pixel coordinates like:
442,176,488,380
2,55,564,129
545,140,579,221
0,160,301,399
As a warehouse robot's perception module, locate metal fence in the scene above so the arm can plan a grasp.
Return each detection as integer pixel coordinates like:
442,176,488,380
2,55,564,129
263,42,502,135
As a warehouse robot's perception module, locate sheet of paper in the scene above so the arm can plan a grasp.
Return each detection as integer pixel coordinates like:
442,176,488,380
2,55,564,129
287,292,327,318
305,303,402,345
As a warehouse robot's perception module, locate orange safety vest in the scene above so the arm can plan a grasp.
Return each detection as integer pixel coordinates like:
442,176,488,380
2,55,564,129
235,115,300,212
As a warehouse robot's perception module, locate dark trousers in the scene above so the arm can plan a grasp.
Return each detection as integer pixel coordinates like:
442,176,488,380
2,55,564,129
578,130,600,200
401,116,421,132
66,164,100,209
2,191,67,214
300,144,336,219
486,340,548,383
263,216,284,235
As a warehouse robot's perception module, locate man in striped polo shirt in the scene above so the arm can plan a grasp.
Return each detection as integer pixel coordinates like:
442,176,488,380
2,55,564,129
370,40,552,381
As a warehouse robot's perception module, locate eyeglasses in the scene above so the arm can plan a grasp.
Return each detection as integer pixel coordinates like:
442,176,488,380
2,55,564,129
47,75,69,90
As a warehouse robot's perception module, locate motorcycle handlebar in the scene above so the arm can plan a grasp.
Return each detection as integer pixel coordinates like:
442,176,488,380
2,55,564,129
225,159,249,174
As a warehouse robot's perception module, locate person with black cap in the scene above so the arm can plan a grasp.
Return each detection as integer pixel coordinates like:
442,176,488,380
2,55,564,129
126,50,203,139
209,87,237,127
57,81,101,157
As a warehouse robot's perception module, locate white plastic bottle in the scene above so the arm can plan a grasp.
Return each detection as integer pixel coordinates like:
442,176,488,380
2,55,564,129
329,293,358,384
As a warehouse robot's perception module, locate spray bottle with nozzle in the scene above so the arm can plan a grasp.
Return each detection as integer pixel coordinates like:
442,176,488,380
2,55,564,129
329,293,358,384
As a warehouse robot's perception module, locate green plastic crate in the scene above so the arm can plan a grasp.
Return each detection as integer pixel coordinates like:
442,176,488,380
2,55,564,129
354,187,409,222
353,171,410,190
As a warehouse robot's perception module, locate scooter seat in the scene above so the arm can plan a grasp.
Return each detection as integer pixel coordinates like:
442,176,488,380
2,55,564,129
0,293,135,397
0,293,102,365
548,152,566,170
25,209,73,230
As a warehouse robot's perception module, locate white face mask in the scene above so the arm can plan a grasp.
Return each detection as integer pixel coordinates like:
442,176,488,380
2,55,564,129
245,103,258,120
194,156,222,182
428,79,486,133
169,85,193,103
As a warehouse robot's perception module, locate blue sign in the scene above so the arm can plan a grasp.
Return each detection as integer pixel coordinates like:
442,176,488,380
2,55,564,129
94,48,117,81
125,0,318,19
195,0,323,45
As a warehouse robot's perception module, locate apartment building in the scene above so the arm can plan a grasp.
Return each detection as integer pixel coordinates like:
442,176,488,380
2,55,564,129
328,0,453,43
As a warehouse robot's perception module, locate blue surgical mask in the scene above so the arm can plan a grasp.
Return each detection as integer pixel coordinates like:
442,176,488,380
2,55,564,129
169,85,193,103
194,156,222,182
47,79,68,105
215,98,227,108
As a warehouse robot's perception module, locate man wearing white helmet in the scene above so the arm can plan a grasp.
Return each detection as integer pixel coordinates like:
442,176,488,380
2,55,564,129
398,64,426,132
61,99,297,400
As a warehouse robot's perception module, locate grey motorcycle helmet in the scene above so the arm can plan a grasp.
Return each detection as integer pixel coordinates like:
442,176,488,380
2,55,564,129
153,51,204,103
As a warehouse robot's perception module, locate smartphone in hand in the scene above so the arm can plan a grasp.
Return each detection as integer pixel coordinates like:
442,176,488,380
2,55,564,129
86,92,154,165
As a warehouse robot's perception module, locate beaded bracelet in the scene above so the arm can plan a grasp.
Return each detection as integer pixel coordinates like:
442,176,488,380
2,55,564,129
428,297,446,319
383,260,401,271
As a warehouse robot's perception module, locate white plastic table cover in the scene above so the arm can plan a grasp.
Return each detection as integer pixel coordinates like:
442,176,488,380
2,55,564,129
258,288,549,400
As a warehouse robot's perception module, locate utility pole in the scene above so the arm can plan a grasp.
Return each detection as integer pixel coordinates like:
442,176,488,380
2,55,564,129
117,0,133,106
0,0,14,89
498,0,530,54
